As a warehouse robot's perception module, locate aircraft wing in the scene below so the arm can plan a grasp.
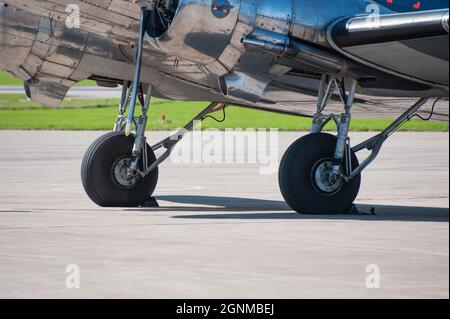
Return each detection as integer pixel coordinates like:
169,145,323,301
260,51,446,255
327,9,449,87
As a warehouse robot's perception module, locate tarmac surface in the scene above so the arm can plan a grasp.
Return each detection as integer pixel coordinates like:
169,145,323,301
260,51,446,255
0,131,448,298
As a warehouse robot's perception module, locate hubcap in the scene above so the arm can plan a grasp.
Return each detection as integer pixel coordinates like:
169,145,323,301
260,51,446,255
111,157,139,190
312,159,343,195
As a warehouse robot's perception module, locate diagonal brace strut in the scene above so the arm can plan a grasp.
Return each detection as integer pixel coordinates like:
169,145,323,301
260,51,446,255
139,102,224,177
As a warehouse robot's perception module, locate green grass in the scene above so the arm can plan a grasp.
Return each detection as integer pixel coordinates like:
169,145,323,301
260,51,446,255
0,71,96,87
0,94,117,110
0,72,23,86
0,94,447,131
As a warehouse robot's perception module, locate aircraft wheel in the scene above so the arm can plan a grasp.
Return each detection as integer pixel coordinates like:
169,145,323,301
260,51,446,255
279,133,361,214
81,132,158,207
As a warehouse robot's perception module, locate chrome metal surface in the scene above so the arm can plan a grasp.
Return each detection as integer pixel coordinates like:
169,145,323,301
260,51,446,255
443,12,450,33
242,38,287,56
0,2,165,107
143,0,376,102
342,9,449,37
327,9,450,89
219,71,275,103
332,79,357,177
132,85,153,160
309,75,359,180
1,0,449,109
312,159,344,195
146,0,242,66
311,75,339,133
114,81,131,132
112,157,139,189
126,8,149,137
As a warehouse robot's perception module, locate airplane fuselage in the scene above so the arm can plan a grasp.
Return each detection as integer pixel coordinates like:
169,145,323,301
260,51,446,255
0,0,448,109
0,0,448,213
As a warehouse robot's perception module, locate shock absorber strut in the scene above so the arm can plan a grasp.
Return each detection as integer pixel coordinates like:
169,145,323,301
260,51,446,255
123,1,158,174
125,1,157,137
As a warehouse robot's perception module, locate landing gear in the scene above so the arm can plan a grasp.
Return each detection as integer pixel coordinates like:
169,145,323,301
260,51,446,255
279,133,361,214
80,6,226,207
280,74,430,214
82,99,225,207
81,132,158,207
82,4,161,207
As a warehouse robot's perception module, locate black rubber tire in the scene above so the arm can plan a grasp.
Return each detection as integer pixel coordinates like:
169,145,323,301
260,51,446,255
279,133,361,215
81,132,159,207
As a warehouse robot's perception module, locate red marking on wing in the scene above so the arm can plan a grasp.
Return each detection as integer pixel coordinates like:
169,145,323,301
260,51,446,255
413,1,422,9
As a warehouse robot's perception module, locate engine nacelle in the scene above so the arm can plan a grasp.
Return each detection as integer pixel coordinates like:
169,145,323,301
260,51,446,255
146,0,368,80
146,0,247,75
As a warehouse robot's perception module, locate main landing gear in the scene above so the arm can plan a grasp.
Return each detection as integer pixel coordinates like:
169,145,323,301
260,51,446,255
81,4,432,211
81,78,225,207
81,3,226,207
279,74,430,214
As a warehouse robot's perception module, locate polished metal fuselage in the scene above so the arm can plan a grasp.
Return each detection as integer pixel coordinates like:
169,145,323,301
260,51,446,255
0,0,448,111
149,0,371,71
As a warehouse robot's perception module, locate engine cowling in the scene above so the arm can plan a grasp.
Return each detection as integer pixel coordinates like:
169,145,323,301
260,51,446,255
146,0,368,62
145,0,370,101
146,0,247,75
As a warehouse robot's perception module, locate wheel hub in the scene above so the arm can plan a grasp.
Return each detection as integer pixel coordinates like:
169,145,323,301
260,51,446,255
312,159,343,195
112,157,139,189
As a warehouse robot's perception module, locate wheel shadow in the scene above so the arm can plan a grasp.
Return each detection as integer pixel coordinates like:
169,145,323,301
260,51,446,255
131,195,449,222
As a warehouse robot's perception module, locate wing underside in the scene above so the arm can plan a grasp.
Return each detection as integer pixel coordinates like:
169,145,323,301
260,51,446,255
328,9,449,87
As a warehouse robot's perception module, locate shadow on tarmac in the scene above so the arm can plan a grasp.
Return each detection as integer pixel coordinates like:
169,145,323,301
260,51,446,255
129,195,450,222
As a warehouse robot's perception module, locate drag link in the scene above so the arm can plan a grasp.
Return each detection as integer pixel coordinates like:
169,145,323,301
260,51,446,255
345,98,429,181
140,102,223,177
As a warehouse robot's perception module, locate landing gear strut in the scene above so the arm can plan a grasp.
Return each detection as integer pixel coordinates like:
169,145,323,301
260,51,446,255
279,75,429,214
81,3,225,207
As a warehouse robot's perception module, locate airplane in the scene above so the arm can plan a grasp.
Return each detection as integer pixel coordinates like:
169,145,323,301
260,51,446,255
0,0,448,214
